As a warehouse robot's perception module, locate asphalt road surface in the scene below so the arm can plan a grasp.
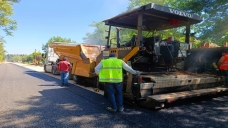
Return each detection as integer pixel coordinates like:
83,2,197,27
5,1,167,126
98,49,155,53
0,63,228,128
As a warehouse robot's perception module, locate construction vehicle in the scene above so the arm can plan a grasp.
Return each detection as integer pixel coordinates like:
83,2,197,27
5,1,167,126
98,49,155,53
49,43,105,85
94,3,228,108
43,47,60,75
49,3,228,109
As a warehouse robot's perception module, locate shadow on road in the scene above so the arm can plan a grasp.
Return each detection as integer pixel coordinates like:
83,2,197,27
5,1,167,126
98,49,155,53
2,63,227,127
1,86,228,127
24,70,60,83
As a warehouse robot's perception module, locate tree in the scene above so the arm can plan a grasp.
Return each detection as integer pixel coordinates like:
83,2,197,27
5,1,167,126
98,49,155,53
127,0,200,42
31,51,42,64
25,54,33,63
83,21,140,47
0,0,20,61
4,54,12,62
0,37,7,61
83,0,227,49
0,0,19,36
127,0,169,10
35,54,42,64
127,0,228,46
22,55,28,63
12,54,21,62
42,36,76,53
172,0,228,45
0,43,6,61
83,0,189,47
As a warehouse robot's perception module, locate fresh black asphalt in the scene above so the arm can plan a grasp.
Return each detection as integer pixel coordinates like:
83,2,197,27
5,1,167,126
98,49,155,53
0,63,227,128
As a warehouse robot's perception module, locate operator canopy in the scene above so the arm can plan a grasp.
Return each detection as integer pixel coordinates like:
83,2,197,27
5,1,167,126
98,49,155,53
103,3,202,31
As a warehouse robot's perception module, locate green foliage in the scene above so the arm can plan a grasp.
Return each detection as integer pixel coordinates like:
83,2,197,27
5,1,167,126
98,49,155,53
22,55,28,62
127,0,169,10
31,51,42,64
0,0,19,61
25,54,33,63
0,43,5,61
83,0,196,46
12,54,22,62
117,29,137,45
0,0,19,36
42,36,76,53
83,0,227,47
0,38,6,61
167,0,228,44
4,54,25,62
82,21,138,46
5,51,43,64
127,0,201,43
219,31,228,45
32,51,42,56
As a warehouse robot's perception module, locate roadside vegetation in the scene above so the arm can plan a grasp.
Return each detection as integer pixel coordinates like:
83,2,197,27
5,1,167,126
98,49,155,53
5,52,42,65
5,36,76,64
83,0,228,48
0,0,20,62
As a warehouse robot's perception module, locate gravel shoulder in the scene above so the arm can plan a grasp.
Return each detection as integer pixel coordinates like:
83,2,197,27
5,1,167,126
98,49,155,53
13,62,44,72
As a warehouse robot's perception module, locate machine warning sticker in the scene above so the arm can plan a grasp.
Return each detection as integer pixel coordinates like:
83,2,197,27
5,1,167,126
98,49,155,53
118,47,132,50
103,51,110,56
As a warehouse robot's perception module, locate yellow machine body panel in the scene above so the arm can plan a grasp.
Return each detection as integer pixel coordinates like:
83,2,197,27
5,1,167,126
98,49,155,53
122,46,140,62
50,42,105,77
96,46,140,64
72,58,96,77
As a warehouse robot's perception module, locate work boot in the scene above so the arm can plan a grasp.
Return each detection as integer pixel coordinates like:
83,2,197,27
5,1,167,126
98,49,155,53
118,108,124,112
106,107,117,112
65,83,70,86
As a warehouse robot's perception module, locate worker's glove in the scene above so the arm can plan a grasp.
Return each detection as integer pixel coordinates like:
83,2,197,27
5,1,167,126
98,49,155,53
135,71,141,76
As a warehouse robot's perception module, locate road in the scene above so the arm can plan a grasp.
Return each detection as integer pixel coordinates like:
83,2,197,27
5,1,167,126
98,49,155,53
0,63,228,128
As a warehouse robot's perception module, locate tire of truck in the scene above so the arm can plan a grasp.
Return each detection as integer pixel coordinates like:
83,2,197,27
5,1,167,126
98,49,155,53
68,70,73,80
73,75,79,84
44,65,47,73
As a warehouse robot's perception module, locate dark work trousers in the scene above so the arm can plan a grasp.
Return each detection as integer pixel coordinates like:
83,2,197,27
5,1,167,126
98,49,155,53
222,70,228,86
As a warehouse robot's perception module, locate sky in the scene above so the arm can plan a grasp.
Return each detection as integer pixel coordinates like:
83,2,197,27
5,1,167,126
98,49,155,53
1,0,129,54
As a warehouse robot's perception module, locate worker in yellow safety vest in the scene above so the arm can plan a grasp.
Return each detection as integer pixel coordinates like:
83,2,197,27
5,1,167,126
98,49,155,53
95,53,141,112
218,50,228,86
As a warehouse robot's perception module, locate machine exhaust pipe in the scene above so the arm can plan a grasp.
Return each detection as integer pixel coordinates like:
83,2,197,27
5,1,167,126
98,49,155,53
116,27,120,48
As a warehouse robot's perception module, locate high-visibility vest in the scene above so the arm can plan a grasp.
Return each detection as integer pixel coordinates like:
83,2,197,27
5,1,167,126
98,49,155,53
99,58,123,83
219,54,228,70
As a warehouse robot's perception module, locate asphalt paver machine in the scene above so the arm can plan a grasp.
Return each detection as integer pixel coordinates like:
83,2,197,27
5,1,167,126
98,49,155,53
96,3,228,108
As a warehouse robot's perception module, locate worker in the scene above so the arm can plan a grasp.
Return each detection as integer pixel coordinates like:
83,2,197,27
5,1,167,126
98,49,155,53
217,50,228,86
95,53,141,112
58,57,72,86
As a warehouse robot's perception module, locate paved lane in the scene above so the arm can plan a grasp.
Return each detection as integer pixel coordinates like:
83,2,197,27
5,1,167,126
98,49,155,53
0,63,135,127
0,63,228,128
